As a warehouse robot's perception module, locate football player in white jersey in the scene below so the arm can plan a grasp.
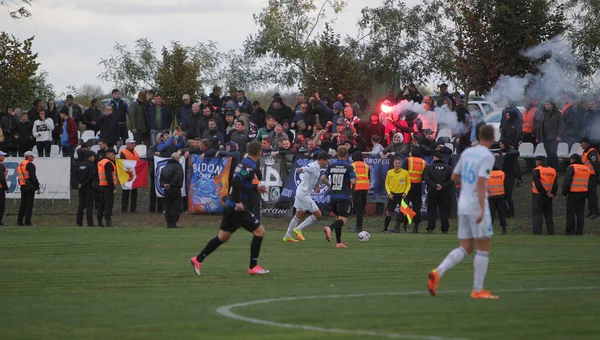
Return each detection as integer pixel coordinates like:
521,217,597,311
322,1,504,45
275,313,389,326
283,152,331,242
428,125,499,299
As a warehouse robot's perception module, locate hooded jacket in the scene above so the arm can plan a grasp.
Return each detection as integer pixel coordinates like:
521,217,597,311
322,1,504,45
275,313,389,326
500,109,521,146
537,105,564,141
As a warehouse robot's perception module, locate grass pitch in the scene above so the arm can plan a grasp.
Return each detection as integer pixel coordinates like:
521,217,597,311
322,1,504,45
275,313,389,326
0,220,599,340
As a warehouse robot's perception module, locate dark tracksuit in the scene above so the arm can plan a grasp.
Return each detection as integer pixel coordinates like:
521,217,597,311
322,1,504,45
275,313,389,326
532,166,558,235
562,164,587,235
583,148,599,216
0,162,7,224
97,161,116,226
17,162,40,226
159,159,184,227
75,160,96,226
423,160,453,233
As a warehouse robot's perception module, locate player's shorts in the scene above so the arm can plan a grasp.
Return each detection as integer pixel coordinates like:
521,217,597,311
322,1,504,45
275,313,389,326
457,212,493,240
331,199,351,218
219,207,261,233
294,193,319,213
386,194,404,212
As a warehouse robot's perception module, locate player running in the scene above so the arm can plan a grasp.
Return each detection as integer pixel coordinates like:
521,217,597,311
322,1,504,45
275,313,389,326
283,152,331,242
320,146,356,248
190,141,269,276
428,125,499,299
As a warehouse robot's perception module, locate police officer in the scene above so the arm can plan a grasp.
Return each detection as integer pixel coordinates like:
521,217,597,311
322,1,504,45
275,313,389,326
17,151,40,226
120,138,140,213
562,154,591,235
403,147,426,233
423,152,453,234
97,149,117,227
159,152,184,229
488,166,507,234
580,138,599,219
76,151,97,227
0,151,8,226
351,151,370,232
531,156,557,235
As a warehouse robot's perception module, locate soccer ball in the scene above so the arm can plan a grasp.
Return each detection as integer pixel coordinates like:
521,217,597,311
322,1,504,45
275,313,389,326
357,231,370,242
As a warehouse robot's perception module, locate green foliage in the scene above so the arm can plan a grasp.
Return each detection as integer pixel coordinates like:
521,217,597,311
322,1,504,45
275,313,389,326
216,49,272,92
302,24,369,102
0,33,39,110
30,69,56,102
245,0,347,88
569,0,600,83
154,42,202,113
1,0,31,19
98,38,159,97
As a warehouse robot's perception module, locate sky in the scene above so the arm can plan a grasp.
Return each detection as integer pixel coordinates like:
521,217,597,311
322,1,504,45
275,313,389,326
0,0,421,97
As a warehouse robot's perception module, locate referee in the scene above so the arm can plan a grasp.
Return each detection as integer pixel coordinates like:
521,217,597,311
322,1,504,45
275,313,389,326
159,152,184,229
382,157,411,233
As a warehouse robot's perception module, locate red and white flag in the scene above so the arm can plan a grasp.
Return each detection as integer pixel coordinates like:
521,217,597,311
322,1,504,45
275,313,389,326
116,159,148,190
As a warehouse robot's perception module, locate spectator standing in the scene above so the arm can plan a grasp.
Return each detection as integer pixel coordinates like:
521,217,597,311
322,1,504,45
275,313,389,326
109,89,129,145
562,100,586,147
0,151,7,226
97,149,117,228
46,99,60,144
159,152,184,228
269,97,294,125
562,154,591,235
64,94,83,124
17,113,34,157
147,95,173,146
26,99,44,122
403,83,424,104
537,101,564,169
435,83,455,109
59,108,79,158
75,151,97,227
82,99,102,133
176,94,193,127
120,138,140,213
580,138,599,219
202,119,224,144
33,110,54,157
531,156,557,235
235,90,253,116
97,106,120,149
17,151,40,226
181,103,203,140
251,101,267,129
229,120,249,154
127,91,148,144
496,139,520,218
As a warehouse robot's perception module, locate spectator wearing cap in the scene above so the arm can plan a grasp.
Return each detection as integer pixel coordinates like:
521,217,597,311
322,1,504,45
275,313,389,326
109,89,130,145
563,154,591,235
199,95,212,113
423,152,454,234
176,94,193,127
82,98,103,134
435,83,455,108
580,138,599,219
17,151,40,226
251,101,267,129
75,151,97,227
17,112,34,157
531,155,557,235
97,148,117,228
147,94,173,146
64,94,83,123
120,138,140,213
97,105,120,149
0,105,18,156
127,91,148,144
202,119,224,145
268,97,294,125
536,101,564,170
0,151,7,226
59,108,79,158
33,109,54,157
235,90,253,116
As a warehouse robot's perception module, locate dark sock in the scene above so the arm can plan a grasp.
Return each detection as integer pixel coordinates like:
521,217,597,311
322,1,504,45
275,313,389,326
250,236,264,269
331,219,344,243
196,236,224,263
384,216,391,230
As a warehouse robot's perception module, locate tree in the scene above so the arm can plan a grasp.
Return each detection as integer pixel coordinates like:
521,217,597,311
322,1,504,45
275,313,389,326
348,0,446,94
302,24,369,101
1,0,31,19
0,33,39,110
187,41,223,93
98,38,159,96
245,0,347,89
568,0,600,88
30,69,56,102
154,42,202,113
216,49,272,92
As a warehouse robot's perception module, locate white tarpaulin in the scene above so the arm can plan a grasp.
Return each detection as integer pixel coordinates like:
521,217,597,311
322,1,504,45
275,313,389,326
4,157,71,200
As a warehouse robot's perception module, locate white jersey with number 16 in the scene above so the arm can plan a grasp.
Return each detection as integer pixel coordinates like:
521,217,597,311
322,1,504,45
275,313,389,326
453,145,495,216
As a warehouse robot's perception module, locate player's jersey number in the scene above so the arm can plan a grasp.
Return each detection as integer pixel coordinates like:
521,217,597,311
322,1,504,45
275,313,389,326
330,173,344,191
462,161,476,184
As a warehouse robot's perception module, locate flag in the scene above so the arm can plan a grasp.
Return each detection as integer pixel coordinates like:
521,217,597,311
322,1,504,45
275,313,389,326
400,199,417,224
116,159,148,190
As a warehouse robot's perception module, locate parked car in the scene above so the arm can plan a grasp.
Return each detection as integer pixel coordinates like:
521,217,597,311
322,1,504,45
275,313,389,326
483,106,525,142
467,100,499,117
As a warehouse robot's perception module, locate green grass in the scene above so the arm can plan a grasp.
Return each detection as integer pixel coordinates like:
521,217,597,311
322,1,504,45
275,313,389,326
1,221,599,340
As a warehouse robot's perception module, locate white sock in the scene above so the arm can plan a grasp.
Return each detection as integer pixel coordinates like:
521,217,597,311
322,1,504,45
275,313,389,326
296,215,317,231
437,247,468,277
285,216,300,238
473,250,489,292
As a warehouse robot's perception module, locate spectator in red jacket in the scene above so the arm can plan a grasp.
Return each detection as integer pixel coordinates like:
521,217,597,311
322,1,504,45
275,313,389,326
59,107,79,158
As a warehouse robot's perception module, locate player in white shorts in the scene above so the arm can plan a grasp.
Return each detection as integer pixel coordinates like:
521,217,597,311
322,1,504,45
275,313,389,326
428,125,499,299
283,152,331,242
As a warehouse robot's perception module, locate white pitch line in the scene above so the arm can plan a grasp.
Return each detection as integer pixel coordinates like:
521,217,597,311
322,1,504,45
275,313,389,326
215,286,600,340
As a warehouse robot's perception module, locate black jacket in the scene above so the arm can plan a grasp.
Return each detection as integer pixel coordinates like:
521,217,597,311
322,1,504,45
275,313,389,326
159,159,184,189
76,160,97,189
83,108,102,132
423,160,454,192
97,113,120,145
0,162,8,191
532,165,558,196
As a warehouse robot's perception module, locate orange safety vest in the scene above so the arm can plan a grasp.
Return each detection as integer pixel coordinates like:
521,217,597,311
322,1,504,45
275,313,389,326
487,170,505,197
352,161,370,191
561,103,571,115
0,163,5,189
532,166,556,194
522,108,536,133
569,164,590,193
407,157,426,183
98,159,117,187
17,160,31,186
120,148,140,160
582,148,597,175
